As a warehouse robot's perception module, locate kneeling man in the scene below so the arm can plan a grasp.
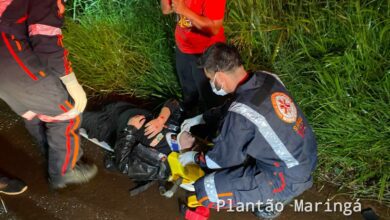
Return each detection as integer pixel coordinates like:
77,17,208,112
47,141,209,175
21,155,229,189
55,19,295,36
179,43,317,218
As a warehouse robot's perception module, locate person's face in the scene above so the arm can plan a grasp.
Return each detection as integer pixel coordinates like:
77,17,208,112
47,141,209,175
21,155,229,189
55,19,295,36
205,70,228,92
205,69,231,93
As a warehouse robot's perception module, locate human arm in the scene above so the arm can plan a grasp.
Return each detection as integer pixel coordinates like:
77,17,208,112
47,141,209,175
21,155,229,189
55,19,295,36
179,112,254,169
161,0,174,15
28,0,87,112
172,0,226,36
144,99,180,139
180,99,231,132
202,99,231,125
200,112,253,169
144,107,170,139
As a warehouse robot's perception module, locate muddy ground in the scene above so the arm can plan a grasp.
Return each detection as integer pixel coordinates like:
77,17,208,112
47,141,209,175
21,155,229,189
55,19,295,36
0,100,388,220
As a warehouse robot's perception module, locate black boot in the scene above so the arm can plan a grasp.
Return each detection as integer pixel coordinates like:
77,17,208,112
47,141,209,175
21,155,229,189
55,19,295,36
0,174,27,195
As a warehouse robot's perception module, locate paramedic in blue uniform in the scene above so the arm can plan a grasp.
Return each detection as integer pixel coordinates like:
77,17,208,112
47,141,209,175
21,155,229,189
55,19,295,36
179,43,317,217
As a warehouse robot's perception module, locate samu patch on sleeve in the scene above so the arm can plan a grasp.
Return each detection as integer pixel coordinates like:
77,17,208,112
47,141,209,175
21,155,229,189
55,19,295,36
271,92,297,123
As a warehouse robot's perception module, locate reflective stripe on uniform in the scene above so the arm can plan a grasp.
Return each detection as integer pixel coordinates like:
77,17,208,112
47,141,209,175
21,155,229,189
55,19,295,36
60,104,72,175
204,172,218,203
229,102,299,168
28,24,62,36
205,155,222,169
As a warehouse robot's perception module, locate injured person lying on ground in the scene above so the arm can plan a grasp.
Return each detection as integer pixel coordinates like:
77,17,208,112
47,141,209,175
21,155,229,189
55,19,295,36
79,99,210,196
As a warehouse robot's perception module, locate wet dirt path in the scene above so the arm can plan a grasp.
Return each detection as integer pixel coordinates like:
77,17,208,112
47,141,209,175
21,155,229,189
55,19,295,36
0,101,388,220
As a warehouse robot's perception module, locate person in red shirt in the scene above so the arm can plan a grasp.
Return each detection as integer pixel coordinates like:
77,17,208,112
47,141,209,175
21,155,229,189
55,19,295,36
161,0,227,114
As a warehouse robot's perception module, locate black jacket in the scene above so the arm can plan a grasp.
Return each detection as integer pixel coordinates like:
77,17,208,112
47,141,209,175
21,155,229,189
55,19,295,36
82,99,183,180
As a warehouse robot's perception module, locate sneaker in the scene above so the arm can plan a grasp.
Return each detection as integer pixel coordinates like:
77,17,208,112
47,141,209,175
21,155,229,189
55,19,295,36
253,207,282,219
253,198,292,219
0,175,28,195
49,163,98,189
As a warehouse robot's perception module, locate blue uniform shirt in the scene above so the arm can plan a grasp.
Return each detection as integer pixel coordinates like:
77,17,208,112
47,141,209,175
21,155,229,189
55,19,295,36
202,72,317,196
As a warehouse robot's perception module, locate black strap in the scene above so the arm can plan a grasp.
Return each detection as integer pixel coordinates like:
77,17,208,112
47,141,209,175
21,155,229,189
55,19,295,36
250,74,276,106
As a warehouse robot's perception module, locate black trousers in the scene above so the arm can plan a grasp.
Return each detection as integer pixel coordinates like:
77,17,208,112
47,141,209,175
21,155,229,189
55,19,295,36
0,32,82,178
175,48,225,113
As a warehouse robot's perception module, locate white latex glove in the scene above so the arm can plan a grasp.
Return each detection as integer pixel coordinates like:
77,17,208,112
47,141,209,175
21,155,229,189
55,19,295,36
60,72,87,113
180,114,205,132
179,151,198,167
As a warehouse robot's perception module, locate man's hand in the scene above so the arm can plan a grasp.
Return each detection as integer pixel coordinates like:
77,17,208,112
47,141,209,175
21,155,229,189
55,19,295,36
128,115,146,129
144,117,165,139
60,73,87,113
181,114,205,132
179,151,199,167
172,0,188,15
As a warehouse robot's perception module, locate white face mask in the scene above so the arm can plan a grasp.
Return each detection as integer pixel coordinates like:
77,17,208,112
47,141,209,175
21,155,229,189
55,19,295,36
210,75,228,96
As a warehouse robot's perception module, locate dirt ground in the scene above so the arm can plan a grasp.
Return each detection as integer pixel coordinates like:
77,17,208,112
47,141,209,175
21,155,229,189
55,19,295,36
0,101,388,220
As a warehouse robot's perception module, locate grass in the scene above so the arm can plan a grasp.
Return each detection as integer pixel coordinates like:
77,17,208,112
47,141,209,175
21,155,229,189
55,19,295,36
63,0,180,99
226,0,389,203
63,0,389,204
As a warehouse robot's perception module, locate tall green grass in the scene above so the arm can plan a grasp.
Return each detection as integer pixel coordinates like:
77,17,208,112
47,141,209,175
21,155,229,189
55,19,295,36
226,0,389,203
64,0,179,99
64,0,389,203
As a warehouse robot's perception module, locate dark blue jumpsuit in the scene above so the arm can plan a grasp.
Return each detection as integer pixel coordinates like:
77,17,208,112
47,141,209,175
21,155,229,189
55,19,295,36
0,0,82,179
194,72,317,208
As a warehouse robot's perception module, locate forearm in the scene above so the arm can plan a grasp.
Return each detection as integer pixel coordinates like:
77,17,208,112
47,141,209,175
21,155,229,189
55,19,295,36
161,0,173,15
181,8,222,36
203,100,231,125
200,113,251,169
157,107,171,124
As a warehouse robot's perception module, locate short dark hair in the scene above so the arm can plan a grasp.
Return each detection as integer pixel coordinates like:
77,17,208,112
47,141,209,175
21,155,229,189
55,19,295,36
198,43,243,73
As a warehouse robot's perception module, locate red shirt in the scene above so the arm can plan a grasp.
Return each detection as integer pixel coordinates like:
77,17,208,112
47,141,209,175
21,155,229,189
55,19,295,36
175,0,226,54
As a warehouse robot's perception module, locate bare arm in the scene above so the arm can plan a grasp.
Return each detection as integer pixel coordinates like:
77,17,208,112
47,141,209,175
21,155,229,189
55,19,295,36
173,0,224,36
144,107,171,139
161,0,174,15
156,107,171,125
